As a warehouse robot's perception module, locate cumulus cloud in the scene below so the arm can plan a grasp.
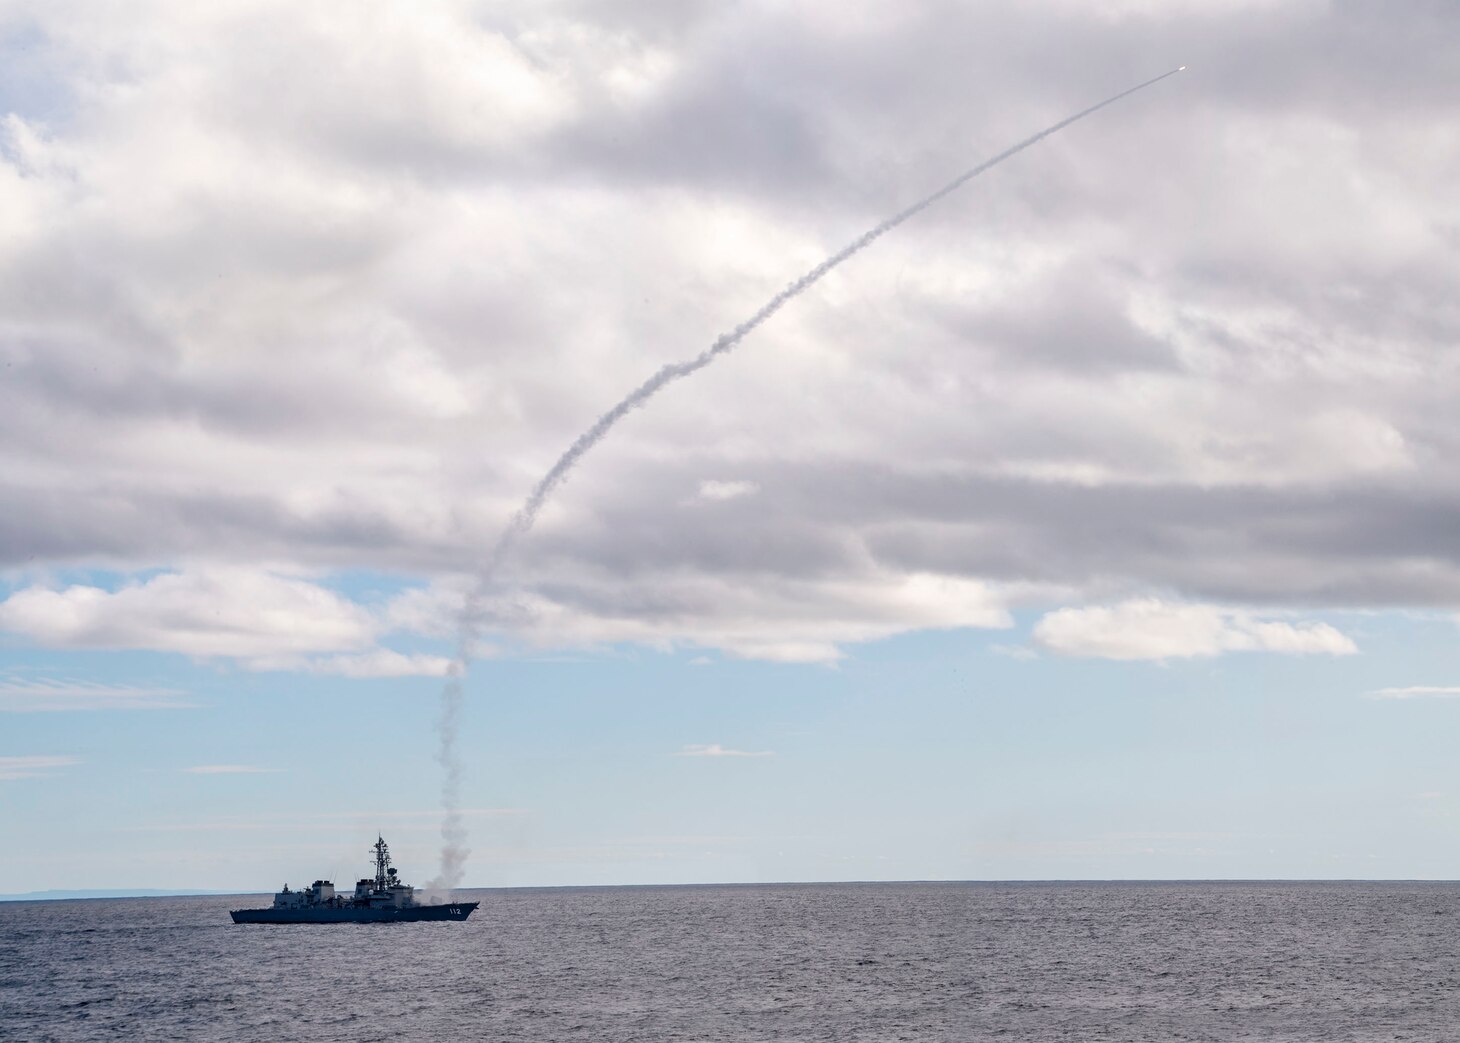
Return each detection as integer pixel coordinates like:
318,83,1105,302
0,677,191,712
0,569,448,674
1032,599,1358,660
463,569,1011,663
1,1,1458,667
0,755,79,780
0,569,373,657
674,744,774,758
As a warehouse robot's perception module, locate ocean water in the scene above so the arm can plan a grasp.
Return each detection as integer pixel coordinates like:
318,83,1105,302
3,881,1458,1041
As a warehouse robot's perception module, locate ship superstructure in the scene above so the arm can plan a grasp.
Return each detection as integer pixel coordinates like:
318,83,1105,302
230,836,477,924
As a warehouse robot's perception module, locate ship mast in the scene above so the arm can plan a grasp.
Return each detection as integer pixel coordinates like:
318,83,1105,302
372,835,391,891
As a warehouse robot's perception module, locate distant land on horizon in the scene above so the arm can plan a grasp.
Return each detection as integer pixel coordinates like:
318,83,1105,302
0,889,244,902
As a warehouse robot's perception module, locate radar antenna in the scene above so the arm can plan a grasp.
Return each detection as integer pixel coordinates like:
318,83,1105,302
372,835,392,891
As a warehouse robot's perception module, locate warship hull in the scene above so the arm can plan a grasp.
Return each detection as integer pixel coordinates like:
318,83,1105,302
230,901,478,924
229,836,474,925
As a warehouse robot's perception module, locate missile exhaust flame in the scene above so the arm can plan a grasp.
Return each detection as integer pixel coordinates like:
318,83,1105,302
430,67,1186,889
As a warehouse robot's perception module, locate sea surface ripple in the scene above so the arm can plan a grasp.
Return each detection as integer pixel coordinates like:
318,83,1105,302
3,881,1458,1041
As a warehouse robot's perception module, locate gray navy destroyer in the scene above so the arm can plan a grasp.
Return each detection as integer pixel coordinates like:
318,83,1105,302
230,836,477,924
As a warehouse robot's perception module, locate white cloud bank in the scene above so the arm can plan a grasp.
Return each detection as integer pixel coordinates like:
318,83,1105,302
2,2,1458,671
0,569,371,658
0,566,1007,668
1033,599,1358,661
0,569,449,676
465,571,1012,664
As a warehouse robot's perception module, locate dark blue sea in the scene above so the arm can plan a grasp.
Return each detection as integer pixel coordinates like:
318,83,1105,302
3,882,1458,1041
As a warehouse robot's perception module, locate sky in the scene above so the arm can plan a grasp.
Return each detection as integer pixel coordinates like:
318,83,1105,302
3,0,1460,893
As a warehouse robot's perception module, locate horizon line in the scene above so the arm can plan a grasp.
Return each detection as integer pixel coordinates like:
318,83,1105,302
7,876,1459,902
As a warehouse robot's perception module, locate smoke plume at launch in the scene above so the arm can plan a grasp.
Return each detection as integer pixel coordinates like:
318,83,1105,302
431,67,1186,889
423,666,468,897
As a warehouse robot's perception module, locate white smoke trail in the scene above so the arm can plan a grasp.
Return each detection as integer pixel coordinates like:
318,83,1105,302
432,67,1186,889
483,67,1184,573
422,666,468,897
